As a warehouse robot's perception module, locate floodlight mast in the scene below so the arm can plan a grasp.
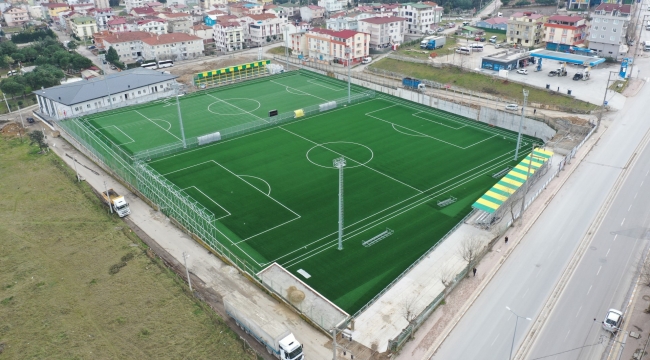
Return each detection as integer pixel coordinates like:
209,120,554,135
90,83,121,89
333,157,346,250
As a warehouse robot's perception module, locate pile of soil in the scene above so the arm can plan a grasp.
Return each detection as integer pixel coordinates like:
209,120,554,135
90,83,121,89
0,122,23,137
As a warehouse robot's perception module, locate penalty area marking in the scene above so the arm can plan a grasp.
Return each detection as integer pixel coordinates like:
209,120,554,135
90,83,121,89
238,174,272,196
151,119,172,131
181,186,231,220
94,125,135,145
412,111,467,130
306,79,346,92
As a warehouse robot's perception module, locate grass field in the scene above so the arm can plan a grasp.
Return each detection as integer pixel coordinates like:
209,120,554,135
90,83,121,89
66,70,536,314
0,137,257,359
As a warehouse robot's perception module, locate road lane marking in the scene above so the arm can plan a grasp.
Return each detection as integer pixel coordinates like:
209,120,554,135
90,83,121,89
491,333,500,346
597,266,602,276
621,218,626,226
614,234,618,241
576,306,581,317
642,181,645,187
635,192,638,199
536,268,541,278
629,204,632,211
522,288,529,298
565,330,571,341
587,285,592,295
606,248,610,257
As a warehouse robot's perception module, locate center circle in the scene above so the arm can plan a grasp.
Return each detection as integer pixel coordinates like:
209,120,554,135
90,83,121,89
306,142,374,169
207,98,261,115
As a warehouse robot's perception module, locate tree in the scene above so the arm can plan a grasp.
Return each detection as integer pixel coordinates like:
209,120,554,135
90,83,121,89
29,130,49,153
71,54,93,70
21,47,38,62
399,297,419,339
67,40,78,50
0,79,25,99
438,265,456,290
456,236,483,277
109,0,120,5
11,52,25,63
105,46,119,63
266,36,272,42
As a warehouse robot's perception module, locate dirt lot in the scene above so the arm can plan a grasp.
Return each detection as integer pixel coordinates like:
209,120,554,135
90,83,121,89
0,130,258,359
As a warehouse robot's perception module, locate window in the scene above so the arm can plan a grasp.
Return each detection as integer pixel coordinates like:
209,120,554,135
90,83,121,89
600,34,605,38
594,26,599,30
595,18,600,23
602,27,606,31
591,33,596,38
613,28,617,32
610,36,615,41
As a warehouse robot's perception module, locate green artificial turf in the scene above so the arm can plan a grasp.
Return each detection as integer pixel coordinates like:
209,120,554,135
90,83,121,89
63,70,537,314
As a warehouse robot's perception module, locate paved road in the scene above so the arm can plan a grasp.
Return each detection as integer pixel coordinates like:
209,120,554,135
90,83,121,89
431,23,650,360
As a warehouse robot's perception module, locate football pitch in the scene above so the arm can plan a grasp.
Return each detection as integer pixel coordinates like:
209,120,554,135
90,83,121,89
69,70,535,314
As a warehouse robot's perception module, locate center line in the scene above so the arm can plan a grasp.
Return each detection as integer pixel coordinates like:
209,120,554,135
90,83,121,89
621,218,626,226
635,192,638,199
565,330,571,341
614,234,618,241
597,266,602,276
587,285,592,295
606,248,610,257
629,204,632,211
522,288,529,298
491,333,501,346
576,306,581,317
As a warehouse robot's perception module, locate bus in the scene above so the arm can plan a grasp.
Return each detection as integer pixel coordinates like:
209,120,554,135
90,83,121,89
141,62,158,69
157,60,174,68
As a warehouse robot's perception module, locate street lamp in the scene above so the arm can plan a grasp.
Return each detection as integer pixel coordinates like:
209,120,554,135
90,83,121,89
598,71,619,131
514,89,529,161
506,306,531,360
345,47,351,103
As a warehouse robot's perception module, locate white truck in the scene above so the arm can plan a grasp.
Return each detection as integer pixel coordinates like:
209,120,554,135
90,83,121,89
224,291,304,360
101,189,131,217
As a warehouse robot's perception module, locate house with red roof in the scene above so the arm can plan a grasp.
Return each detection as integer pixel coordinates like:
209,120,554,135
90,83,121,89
506,12,547,46
291,27,369,64
543,15,586,51
358,16,406,49
300,5,324,22
240,13,287,46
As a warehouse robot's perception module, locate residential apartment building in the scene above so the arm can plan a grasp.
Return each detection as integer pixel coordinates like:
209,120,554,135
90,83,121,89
566,0,589,10
200,0,227,10
213,18,244,51
506,12,545,46
358,16,405,49
131,6,156,17
300,5,324,22
241,13,286,46
588,3,630,59
397,3,437,35
42,3,70,22
291,28,369,63
103,31,204,62
107,16,138,32
70,16,98,39
125,0,146,12
94,0,110,9
4,7,30,27
326,11,376,31
544,15,586,51
190,24,215,46
28,5,44,20
94,8,114,30
158,12,193,33
318,0,346,13
137,18,168,34
278,3,300,18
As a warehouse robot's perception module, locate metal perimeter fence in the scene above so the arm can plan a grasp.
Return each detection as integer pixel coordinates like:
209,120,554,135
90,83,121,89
132,89,376,161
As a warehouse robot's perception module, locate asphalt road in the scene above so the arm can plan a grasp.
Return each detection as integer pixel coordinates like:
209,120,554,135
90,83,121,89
431,24,650,360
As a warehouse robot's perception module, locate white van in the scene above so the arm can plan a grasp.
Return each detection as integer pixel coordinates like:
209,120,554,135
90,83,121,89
362,56,372,64
455,47,471,55
470,44,484,52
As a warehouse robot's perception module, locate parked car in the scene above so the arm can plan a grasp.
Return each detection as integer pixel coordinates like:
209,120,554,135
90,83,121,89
516,69,528,75
437,27,445,32
573,73,583,80
602,309,623,333
475,36,486,42
489,36,498,43
110,65,117,70
361,56,372,64
87,45,96,50
505,104,519,111
26,117,35,124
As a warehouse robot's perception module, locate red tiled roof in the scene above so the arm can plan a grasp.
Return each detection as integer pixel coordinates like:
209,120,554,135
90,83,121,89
132,7,155,14
107,16,126,25
307,5,324,10
483,17,508,24
310,28,361,39
594,3,631,14
140,32,201,45
42,3,69,8
548,15,582,22
247,13,277,20
359,16,406,24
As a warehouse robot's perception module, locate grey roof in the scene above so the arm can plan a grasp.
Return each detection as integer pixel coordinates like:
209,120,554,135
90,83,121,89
34,68,177,106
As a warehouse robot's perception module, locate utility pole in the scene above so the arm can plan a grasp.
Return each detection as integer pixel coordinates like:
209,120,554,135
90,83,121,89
598,71,617,131
519,142,537,223
629,14,648,80
514,89,528,161
333,157,346,250
284,25,289,71
183,252,192,293
3,92,11,114
16,104,25,143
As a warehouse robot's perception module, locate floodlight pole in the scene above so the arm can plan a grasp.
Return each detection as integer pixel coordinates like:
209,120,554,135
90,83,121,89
174,82,187,148
514,89,528,161
519,142,537,223
284,25,289,71
333,157,346,250
17,104,25,143
345,47,351,104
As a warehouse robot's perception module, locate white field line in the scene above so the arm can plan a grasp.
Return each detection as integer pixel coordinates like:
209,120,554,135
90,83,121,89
237,216,301,243
369,110,504,150
95,125,135,145
134,110,182,142
412,111,467,130
205,93,268,123
151,119,172,131
389,98,524,141
182,185,231,220
238,174,272,195
391,124,427,137
149,98,375,164
307,79,346,92
279,126,424,193
270,79,329,101
281,155,513,268
268,149,516,266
